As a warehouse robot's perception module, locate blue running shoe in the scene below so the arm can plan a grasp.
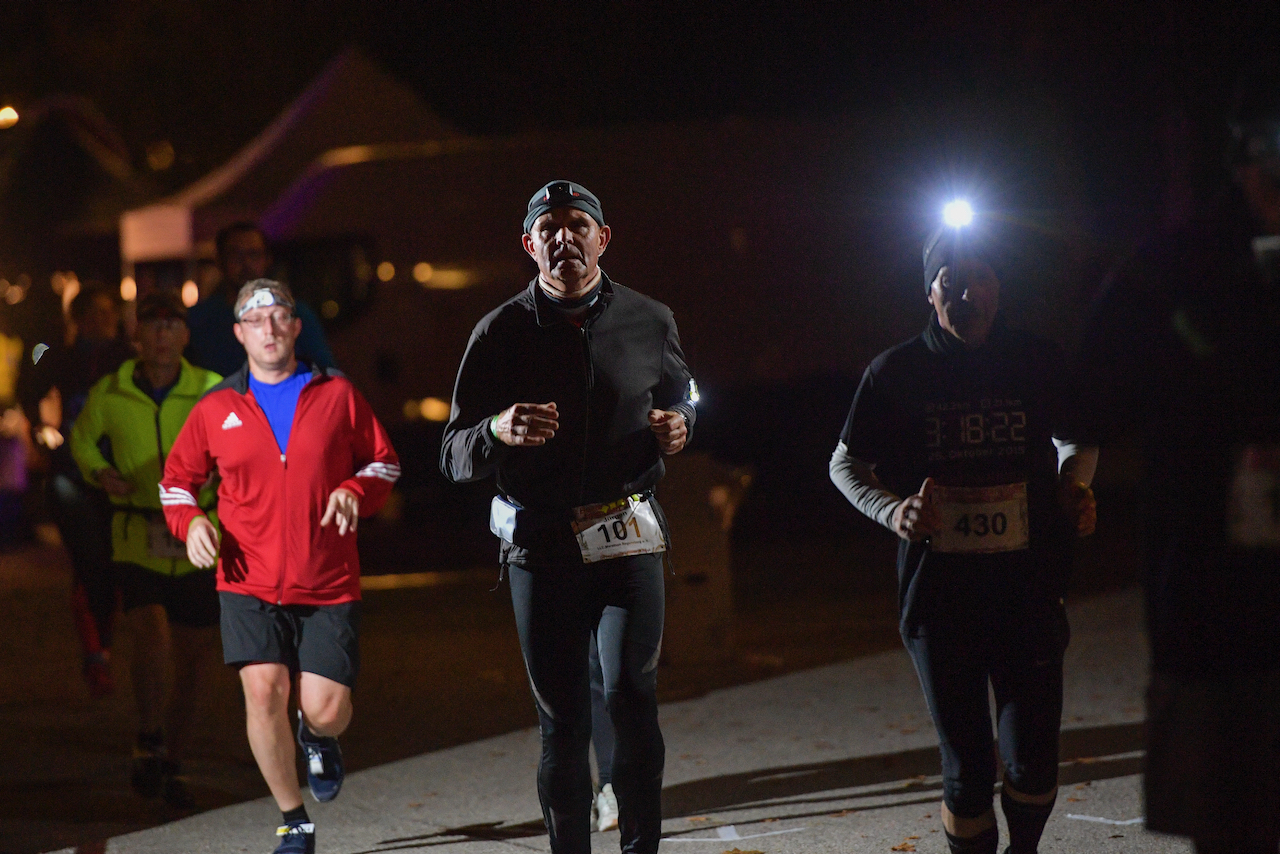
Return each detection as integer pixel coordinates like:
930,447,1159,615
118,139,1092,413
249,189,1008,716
296,711,344,802
273,820,315,854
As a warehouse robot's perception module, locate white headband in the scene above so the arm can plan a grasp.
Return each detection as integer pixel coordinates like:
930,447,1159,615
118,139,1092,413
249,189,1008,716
237,288,280,320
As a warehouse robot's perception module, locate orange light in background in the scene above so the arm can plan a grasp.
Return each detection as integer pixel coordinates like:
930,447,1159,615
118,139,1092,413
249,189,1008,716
181,280,199,307
376,262,395,282
419,397,451,422
412,262,434,284
0,107,17,129
423,268,472,290
120,277,137,301
401,399,421,421
146,140,175,171
320,300,340,319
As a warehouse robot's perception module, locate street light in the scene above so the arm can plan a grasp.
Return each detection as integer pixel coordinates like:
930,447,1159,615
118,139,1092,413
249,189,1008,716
0,107,17,129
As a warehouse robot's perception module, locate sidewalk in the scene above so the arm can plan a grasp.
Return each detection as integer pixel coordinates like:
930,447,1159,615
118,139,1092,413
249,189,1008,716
62,589,1186,854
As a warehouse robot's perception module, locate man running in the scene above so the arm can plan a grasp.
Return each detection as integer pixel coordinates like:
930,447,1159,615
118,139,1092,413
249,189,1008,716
442,180,697,854
70,290,221,807
830,205,1096,854
162,279,398,854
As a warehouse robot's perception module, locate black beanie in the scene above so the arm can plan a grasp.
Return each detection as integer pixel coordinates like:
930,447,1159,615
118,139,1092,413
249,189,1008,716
923,225,995,293
523,181,605,234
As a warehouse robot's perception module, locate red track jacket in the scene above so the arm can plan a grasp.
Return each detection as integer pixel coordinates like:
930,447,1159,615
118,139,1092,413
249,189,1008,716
161,364,399,606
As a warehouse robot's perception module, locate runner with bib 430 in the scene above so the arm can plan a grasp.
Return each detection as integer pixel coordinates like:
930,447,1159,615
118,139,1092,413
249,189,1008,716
829,198,1097,854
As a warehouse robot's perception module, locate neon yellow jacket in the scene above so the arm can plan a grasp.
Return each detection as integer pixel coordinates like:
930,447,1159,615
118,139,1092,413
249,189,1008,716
71,358,221,576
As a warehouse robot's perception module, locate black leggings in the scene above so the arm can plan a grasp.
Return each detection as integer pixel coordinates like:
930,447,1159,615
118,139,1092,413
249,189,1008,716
589,633,616,786
903,600,1068,818
509,553,665,854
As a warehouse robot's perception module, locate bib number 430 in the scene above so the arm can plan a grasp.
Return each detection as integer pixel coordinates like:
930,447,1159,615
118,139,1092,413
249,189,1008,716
931,483,1030,554
952,512,1009,538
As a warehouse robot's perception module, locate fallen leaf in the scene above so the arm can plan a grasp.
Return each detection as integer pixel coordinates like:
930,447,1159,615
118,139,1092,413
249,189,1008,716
688,816,712,823
1066,797,1081,802
831,809,853,817
407,802,421,808
890,843,916,852
1110,834,1124,839
720,849,763,854
761,817,779,823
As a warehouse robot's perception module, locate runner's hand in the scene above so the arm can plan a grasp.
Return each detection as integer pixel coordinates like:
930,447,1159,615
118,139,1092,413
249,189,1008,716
1059,480,1096,537
493,403,558,446
321,487,361,536
648,409,687,455
892,477,941,541
187,516,220,568
95,467,135,497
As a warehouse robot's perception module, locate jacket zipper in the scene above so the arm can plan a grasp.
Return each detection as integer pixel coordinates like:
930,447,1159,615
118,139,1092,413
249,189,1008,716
153,407,175,576
577,325,594,504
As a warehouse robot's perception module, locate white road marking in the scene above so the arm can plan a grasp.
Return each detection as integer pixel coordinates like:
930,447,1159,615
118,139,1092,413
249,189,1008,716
663,824,808,842
1066,814,1144,826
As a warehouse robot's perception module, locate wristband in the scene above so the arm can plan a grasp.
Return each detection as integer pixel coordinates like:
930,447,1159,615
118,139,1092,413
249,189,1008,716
489,415,500,439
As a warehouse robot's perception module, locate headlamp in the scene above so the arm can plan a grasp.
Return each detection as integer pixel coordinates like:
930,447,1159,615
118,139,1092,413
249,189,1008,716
942,199,974,229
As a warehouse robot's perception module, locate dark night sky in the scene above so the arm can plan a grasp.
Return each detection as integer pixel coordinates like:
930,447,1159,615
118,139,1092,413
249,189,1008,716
2,1,1277,195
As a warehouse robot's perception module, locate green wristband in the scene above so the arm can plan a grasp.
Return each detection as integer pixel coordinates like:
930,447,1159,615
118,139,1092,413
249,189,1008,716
489,415,500,439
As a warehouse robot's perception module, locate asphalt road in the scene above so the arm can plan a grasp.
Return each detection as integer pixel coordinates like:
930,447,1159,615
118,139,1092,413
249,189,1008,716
3,494,1143,854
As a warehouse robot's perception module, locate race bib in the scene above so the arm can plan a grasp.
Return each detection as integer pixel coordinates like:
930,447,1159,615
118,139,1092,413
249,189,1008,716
571,495,667,564
931,482,1030,554
1228,445,1280,549
147,515,188,560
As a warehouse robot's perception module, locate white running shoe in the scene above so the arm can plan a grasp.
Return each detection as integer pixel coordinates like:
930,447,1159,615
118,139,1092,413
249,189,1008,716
595,783,619,832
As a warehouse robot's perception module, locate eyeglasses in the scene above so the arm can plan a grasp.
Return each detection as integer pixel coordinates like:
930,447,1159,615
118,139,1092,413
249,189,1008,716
237,311,294,331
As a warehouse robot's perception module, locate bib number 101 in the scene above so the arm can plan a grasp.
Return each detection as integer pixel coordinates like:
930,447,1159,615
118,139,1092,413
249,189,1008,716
952,512,1008,538
597,516,642,543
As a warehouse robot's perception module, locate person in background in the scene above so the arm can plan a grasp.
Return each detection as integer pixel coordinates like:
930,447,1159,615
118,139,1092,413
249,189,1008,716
18,283,133,696
1072,59,1280,854
71,290,222,809
185,221,334,377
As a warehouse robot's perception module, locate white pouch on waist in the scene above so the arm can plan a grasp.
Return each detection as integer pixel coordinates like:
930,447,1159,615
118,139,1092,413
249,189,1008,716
1228,444,1280,549
146,515,188,560
490,496,518,543
571,495,667,564
931,482,1030,555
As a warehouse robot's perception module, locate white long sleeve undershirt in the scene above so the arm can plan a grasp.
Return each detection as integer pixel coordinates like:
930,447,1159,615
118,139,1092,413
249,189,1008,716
829,439,1100,534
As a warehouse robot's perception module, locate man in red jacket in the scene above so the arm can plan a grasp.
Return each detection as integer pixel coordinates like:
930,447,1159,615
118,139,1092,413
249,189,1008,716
161,279,398,854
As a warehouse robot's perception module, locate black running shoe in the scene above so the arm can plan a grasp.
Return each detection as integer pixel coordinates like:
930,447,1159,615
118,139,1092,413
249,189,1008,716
296,712,343,802
273,820,315,854
160,761,195,809
130,749,163,798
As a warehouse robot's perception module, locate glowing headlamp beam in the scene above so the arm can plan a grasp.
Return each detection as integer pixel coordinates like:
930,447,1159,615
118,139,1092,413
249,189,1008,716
942,199,974,229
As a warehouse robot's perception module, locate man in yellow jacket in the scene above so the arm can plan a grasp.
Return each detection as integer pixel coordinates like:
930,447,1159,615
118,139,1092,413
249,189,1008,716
72,290,221,809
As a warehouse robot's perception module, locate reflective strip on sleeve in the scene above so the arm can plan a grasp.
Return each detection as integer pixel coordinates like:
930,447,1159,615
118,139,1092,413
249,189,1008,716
355,462,401,483
158,485,198,506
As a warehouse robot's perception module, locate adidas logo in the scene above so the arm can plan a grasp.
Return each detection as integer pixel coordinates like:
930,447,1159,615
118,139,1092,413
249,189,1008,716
222,412,243,430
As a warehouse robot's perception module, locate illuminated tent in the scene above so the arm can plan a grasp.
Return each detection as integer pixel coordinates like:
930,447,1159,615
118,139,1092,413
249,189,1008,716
118,48,458,266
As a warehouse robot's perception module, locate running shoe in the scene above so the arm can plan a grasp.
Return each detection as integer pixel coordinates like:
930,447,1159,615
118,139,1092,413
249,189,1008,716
130,748,163,798
296,712,344,802
160,761,195,810
596,783,619,832
273,820,315,854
